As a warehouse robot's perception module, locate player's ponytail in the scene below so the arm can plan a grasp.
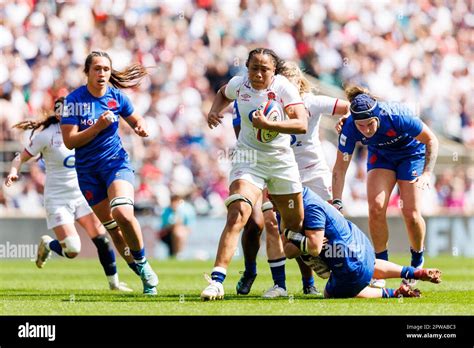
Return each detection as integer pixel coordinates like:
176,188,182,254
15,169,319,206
280,61,313,95
84,51,148,89
12,97,64,140
344,85,378,102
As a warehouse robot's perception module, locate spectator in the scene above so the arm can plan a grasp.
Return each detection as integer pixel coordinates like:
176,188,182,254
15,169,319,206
157,194,196,258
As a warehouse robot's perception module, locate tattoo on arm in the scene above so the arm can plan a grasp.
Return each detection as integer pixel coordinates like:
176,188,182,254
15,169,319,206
423,138,438,173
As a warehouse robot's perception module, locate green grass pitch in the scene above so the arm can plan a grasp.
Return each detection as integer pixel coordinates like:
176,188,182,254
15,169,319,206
1,255,472,315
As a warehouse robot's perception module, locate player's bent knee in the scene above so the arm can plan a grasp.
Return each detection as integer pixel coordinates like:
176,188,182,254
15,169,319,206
226,205,251,229
110,196,134,212
61,235,81,256
261,201,273,213
224,193,253,209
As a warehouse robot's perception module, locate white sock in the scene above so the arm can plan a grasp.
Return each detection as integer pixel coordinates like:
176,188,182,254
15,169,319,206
107,273,119,287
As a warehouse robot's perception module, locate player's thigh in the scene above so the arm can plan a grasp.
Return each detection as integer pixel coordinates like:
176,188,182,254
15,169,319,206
76,212,104,239
397,179,423,214
227,179,262,223
366,169,397,211
228,179,261,205
90,198,113,223
270,192,304,230
52,223,79,241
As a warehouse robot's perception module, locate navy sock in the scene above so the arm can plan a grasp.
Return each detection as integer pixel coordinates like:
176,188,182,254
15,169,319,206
375,249,389,261
382,288,395,298
401,266,416,279
49,239,63,257
211,267,226,283
128,262,140,275
92,235,117,276
268,258,286,290
302,276,314,288
131,248,146,263
410,248,424,268
244,260,257,277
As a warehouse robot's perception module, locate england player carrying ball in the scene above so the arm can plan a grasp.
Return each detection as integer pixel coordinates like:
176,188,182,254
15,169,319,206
235,62,351,298
202,48,309,300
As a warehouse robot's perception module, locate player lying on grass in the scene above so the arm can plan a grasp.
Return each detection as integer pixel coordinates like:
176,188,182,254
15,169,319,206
278,187,441,298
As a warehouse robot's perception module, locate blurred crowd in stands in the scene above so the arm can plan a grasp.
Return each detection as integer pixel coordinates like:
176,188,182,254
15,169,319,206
1,0,473,217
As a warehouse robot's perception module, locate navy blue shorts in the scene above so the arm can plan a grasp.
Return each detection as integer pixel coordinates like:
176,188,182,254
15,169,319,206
325,248,375,299
367,151,425,181
77,162,135,206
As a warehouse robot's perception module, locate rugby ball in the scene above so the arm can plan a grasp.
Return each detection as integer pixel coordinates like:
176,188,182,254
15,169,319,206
252,100,282,143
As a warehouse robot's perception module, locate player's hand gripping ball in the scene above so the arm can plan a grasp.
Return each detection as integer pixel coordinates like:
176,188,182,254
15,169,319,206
251,100,283,143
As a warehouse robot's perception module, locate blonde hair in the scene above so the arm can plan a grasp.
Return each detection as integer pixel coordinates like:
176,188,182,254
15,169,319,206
280,61,313,96
344,85,378,102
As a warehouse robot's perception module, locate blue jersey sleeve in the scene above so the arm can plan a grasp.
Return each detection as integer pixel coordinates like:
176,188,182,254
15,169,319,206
304,204,326,231
119,92,134,118
60,96,80,125
392,114,423,138
337,121,357,155
232,100,241,127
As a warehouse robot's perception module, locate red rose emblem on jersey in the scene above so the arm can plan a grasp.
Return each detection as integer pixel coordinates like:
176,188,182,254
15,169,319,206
386,129,397,137
107,99,118,109
85,190,94,202
267,91,276,100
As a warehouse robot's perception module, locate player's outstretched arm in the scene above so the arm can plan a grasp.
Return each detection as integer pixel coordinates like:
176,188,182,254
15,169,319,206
4,150,33,187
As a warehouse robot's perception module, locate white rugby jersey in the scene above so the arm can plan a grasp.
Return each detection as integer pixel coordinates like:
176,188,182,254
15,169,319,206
25,123,83,206
225,75,304,162
291,93,338,173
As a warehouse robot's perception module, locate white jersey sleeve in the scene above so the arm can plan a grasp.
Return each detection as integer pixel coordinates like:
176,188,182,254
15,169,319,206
306,94,338,116
275,75,304,108
25,131,47,157
224,76,244,100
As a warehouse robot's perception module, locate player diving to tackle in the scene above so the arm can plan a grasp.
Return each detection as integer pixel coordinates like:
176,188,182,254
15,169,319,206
280,187,442,298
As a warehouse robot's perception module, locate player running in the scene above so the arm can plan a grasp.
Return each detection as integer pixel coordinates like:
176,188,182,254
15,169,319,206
332,85,439,288
281,187,441,299
5,97,133,291
235,61,350,298
202,48,309,300
60,51,159,295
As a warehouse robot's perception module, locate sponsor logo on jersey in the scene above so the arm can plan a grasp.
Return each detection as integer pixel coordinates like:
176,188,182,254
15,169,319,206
63,155,75,168
339,134,347,146
412,169,418,177
240,93,251,102
80,118,97,126
377,135,403,146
